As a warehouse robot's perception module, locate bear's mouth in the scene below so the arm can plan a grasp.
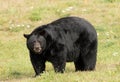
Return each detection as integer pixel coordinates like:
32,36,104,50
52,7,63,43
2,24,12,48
33,47,42,54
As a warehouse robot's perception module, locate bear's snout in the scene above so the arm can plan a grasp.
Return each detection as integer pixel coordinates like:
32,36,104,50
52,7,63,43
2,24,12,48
33,42,42,53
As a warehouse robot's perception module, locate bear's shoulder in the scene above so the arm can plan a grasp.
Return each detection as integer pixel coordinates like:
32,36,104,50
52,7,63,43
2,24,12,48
31,25,48,35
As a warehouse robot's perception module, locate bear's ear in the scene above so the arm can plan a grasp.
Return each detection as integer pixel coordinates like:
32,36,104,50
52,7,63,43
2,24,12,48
23,34,30,39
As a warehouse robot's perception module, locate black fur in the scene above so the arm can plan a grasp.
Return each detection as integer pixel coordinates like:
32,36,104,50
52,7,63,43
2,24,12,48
24,16,97,76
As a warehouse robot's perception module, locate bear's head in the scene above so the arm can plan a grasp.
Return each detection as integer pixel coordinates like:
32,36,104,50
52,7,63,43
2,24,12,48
24,32,46,54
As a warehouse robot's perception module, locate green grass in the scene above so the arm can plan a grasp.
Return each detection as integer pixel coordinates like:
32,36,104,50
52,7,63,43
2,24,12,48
0,0,120,82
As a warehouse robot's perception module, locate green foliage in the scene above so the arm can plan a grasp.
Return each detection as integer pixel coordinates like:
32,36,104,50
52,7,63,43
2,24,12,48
102,0,117,3
29,8,42,21
8,24,31,32
9,25,25,32
55,9,71,18
0,17,8,25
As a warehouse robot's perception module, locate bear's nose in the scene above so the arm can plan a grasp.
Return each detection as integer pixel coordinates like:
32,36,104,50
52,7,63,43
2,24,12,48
35,47,41,50
34,47,42,53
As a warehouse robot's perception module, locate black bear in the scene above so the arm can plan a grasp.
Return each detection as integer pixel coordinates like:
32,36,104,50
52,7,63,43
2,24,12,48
24,16,97,76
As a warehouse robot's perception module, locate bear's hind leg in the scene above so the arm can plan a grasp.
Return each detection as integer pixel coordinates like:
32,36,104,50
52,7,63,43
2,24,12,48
74,50,97,71
74,56,84,71
82,49,97,71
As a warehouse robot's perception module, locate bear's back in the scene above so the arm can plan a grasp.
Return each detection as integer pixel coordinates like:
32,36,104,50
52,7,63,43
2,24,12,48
31,16,95,34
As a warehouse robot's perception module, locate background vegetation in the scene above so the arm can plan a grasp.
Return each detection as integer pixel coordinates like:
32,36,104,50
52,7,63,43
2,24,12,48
0,0,120,82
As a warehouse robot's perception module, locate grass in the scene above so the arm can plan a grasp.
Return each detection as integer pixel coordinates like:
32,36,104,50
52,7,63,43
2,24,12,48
0,0,120,82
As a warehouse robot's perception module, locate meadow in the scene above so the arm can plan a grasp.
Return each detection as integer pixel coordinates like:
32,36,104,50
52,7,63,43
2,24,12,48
0,0,120,82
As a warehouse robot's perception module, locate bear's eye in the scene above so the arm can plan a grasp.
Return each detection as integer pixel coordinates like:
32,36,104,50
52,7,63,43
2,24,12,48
29,40,36,44
32,41,35,43
38,40,41,44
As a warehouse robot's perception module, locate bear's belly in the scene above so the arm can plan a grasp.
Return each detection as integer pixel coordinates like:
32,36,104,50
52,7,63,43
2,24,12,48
66,52,79,62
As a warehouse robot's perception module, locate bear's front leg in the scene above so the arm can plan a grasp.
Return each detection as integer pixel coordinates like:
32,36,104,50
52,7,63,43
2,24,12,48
51,51,66,73
30,53,46,77
52,59,66,73
51,43,67,73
